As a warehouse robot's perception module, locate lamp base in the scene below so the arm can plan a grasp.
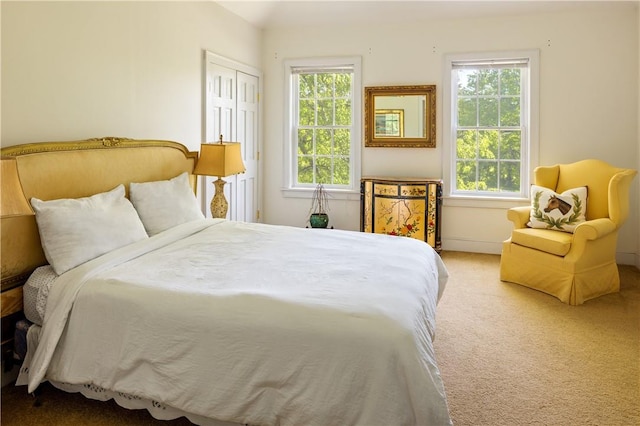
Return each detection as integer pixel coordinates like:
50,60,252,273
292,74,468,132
210,177,228,219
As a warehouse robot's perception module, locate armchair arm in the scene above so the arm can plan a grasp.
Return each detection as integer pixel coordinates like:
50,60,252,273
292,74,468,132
506,206,531,229
573,218,617,241
566,218,618,264
608,169,638,225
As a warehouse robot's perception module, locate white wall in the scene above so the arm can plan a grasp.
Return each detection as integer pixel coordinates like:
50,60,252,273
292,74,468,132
2,2,639,264
261,3,640,264
1,1,262,153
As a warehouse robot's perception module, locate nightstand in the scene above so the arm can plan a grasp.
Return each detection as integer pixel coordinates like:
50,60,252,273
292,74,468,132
1,278,25,369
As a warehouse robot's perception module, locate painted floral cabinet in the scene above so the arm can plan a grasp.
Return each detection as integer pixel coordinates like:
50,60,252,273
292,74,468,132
360,177,442,252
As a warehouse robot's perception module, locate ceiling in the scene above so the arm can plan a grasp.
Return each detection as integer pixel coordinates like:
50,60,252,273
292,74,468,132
215,0,600,30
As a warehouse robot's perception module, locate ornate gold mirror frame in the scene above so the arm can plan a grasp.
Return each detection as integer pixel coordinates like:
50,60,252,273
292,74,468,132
364,85,436,148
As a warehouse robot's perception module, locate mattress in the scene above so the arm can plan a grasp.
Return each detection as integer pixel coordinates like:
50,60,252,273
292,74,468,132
22,265,57,326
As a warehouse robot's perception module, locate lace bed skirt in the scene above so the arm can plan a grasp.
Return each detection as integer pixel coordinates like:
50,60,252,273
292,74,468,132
16,323,244,426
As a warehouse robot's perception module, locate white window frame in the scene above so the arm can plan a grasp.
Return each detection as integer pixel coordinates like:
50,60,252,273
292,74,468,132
443,50,539,208
283,56,362,200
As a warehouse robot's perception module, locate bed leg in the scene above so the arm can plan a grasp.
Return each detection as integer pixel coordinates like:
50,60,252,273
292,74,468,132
30,386,43,407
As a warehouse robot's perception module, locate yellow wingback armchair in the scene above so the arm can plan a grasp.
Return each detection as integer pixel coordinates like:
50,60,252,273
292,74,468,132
500,159,637,305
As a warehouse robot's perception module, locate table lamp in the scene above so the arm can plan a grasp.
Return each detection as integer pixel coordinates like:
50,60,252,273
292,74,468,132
194,136,245,219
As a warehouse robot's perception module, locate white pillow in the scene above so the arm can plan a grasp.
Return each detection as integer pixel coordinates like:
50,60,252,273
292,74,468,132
31,185,148,275
129,172,204,236
528,185,588,233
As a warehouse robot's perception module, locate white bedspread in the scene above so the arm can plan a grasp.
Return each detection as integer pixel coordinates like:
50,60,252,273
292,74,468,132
20,219,451,426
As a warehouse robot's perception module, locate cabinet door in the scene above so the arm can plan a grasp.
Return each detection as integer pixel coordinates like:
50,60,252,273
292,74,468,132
371,182,427,240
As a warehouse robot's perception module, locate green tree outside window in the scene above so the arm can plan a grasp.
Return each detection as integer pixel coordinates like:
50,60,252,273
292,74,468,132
455,67,522,193
296,71,352,186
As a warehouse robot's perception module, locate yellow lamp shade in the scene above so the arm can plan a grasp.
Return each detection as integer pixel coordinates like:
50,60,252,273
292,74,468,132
194,142,245,178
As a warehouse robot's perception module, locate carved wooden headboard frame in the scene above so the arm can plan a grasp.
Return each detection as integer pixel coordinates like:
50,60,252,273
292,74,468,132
0,137,199,302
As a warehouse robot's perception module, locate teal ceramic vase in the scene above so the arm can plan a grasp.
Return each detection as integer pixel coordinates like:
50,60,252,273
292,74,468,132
309,213,329,228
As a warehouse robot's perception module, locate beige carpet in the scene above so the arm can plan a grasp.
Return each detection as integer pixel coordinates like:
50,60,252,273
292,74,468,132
1,251,638,426
435,252,640,426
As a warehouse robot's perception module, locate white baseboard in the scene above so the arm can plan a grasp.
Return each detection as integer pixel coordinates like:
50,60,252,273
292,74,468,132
443,238,639,267
441,238,502,255
617,252,640,268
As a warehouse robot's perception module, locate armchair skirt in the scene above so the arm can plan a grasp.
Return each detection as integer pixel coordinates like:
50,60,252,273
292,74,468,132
500,232,620,305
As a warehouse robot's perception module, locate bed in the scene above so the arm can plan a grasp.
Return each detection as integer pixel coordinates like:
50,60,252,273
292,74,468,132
1,137,451,426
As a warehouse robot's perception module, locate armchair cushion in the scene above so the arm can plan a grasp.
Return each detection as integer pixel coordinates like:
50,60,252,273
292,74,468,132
511,228,573,256
528,185,587,233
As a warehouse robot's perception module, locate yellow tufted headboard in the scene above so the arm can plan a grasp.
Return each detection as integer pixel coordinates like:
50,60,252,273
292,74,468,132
0,137,199,293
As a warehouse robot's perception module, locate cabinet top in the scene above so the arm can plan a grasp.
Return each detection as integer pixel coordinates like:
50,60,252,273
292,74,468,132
361,176,442,183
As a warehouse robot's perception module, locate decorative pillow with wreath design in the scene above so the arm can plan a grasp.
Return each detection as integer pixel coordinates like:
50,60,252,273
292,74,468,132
528,185,588,233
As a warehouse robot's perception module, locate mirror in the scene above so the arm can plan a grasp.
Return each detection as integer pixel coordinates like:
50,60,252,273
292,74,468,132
365,85,436,148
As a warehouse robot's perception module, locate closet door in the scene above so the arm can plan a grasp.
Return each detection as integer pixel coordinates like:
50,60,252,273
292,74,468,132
235,71,259,223
206,63,235,144
204,52,260,222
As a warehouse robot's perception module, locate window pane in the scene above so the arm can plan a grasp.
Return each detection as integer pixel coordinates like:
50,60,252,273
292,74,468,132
317,100,333,126
478,130,498,159
316,129,332,155
458,98,477,127
299,100,315,126
500,161,520,192
316,74,334,98
500,131,521,160
478,69,498,95
299,74,314,98
335,99,351,126
334,157,350,185
478,161,498,191
500,97,520,126
500,69,521,96
335,73,351,97
334,129,350,155
315,157,332,184
456,130,476,159
457,70,477,96
297,156,313,184
456,160,477,191
478,98,498,127
297,129,313,155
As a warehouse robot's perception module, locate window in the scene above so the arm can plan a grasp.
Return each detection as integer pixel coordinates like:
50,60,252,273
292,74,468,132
443,51,539,202
284,57,362,197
